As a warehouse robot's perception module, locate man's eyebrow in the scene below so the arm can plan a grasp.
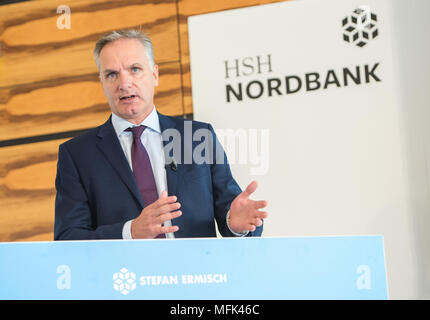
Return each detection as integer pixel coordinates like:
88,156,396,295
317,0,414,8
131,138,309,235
130,63,144,68
102,69,118,75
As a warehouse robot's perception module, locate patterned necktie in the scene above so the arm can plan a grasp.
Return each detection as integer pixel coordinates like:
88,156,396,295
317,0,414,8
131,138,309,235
126,126,164,238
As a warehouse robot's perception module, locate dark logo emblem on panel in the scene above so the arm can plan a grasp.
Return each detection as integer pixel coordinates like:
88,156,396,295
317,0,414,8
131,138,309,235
342,6,378,47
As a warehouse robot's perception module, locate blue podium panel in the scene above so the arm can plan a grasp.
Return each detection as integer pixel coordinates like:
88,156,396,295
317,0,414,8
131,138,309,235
0,236,387,299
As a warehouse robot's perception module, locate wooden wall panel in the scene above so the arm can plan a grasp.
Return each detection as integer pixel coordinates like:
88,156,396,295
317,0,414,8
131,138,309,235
0,0,181,141
177,0,286,114
0,0,179,87
0,138,68,242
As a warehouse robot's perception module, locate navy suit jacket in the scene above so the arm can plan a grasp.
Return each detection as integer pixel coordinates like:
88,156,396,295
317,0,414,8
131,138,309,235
54,113,263,240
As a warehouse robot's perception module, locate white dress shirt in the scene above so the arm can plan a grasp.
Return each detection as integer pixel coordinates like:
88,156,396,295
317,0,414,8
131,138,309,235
111,107,247,239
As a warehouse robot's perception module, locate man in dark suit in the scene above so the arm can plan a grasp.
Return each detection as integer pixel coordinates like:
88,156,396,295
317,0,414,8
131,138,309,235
54,30,268,240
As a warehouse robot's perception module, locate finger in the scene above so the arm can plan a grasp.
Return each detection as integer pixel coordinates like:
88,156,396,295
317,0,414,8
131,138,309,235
251,218,263,227
153,202,181,217
157,210,182,224
247,224,256,232
158,225,179,235
153,193,177,208
255,211,268,219
153,190,168,205
253,200,268,210
243,210,267,220
243,180,258,197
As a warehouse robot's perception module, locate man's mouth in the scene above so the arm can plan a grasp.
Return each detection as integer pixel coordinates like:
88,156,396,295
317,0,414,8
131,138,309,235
119,94,138,102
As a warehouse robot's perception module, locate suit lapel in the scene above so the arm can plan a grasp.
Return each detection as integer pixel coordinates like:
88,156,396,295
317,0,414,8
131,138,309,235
96,117,144,208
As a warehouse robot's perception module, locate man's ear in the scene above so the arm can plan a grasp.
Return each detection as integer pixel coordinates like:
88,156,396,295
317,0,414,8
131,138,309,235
153,64,159,86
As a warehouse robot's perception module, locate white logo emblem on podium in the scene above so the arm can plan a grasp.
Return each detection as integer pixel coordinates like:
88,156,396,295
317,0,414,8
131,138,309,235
113,268,136,295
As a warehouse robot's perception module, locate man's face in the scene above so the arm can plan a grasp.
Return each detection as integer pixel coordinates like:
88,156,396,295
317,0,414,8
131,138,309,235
99,38,159,124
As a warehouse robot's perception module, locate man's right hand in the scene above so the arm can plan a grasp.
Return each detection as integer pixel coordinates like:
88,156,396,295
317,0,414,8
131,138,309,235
131,190,181,239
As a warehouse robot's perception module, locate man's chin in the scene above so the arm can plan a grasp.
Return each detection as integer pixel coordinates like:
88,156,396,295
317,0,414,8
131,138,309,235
115,105,153,123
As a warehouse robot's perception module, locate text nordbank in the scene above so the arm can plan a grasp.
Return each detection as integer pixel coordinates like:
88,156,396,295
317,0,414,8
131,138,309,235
224,54,381,102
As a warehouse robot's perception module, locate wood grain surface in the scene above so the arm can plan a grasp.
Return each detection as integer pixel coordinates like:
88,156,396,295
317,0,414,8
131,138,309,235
0,138,68,242
0,0,179,87
0,0,180,141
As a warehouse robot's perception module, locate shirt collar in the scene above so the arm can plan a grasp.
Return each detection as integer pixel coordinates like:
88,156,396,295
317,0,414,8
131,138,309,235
111,106,161,137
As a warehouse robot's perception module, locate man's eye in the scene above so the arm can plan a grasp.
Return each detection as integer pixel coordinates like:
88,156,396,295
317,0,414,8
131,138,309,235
131,67,140,73
107,72,116,79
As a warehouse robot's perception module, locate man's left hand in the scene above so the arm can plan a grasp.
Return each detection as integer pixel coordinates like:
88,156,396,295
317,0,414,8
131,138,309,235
228,181,268,233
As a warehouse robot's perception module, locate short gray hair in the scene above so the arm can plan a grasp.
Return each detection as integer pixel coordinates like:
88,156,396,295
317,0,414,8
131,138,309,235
93,29,155,70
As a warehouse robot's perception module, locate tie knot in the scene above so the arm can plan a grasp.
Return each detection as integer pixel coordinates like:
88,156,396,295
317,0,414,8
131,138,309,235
126,125,146,139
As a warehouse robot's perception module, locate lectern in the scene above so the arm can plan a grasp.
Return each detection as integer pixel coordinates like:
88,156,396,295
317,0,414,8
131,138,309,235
0,236,387,299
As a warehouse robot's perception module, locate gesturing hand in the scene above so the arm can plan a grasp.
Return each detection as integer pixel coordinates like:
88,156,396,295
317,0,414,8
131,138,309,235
228,181,268,233
131,190,182,239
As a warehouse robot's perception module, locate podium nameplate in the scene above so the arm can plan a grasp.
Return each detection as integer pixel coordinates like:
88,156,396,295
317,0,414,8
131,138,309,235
0,236,387,299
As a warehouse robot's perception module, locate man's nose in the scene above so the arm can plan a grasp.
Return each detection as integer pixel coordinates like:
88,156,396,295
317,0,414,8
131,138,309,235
118,71,132,90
